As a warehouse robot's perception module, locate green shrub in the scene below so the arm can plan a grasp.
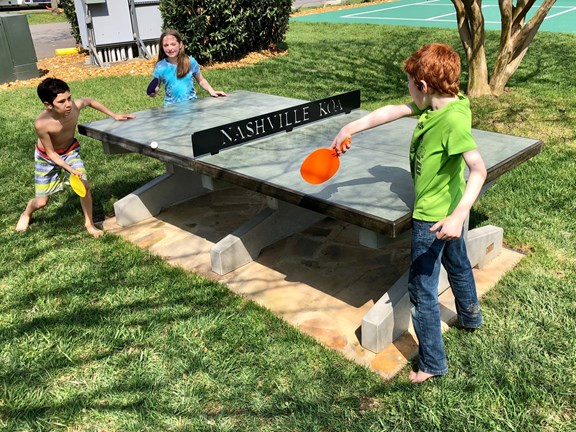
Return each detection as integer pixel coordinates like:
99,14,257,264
159,0,292,64
59,0,81,45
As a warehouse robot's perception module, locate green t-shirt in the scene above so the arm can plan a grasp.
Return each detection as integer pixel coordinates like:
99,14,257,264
409,95,477,221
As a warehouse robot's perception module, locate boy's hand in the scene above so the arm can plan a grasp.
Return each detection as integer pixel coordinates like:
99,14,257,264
112,113,136,121
430,215,465,241
330,132,352,155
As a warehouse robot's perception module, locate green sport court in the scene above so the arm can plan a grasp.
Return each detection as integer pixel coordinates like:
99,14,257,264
291,0,576,33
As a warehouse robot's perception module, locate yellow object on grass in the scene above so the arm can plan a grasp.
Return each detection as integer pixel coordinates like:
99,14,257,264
55,47,78,56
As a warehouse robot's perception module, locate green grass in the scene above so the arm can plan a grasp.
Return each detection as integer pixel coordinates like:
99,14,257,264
0,22,575,431
11,10,69,26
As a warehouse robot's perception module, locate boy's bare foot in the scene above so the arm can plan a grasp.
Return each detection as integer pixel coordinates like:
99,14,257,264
16,213,30,232
409,370,437,384
86,224,103,238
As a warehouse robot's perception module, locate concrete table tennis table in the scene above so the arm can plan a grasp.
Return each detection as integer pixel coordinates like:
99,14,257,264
79,90,542,353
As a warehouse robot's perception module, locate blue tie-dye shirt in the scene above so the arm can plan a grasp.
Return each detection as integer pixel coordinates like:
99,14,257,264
153,56,201,105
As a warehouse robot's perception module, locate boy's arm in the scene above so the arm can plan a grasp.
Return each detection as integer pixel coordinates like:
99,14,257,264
194,72,227,97
430,149,487,240
331,103,415,154
35,120,82,176
76,98,136,121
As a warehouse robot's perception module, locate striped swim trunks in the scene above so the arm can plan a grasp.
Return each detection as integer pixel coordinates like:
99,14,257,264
34,138,87,197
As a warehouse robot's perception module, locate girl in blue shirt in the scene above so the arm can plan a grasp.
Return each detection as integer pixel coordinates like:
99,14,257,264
149,29,226,105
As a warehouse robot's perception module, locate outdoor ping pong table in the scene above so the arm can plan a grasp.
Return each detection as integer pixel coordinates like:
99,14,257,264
79,90,543,352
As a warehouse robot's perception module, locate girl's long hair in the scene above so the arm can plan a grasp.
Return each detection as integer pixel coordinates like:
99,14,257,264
157,29,191,78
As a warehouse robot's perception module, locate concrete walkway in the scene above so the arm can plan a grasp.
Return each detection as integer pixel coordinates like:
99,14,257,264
29,21,76,59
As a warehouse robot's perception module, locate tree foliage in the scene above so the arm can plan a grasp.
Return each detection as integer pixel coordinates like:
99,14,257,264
59,0,81,45
58,0,292,65
159,0,292,64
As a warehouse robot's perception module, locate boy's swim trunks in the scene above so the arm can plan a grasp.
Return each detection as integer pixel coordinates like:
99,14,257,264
34,138,87,197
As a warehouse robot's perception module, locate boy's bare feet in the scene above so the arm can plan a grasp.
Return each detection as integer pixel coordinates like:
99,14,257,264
16,213,31,232
86,224,103,238
409,370,437,384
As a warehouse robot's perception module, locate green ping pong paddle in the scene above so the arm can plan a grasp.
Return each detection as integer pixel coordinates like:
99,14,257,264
70,174,86,197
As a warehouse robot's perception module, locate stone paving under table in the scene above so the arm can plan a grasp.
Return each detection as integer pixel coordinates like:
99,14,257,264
103,185,524,380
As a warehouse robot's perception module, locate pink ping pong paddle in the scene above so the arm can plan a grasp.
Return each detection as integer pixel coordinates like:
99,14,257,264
146,78,159,96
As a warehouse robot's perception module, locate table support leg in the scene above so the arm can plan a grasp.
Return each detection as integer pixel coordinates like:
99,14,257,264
114,164,215,227
361,225,504,353
211,199,325,275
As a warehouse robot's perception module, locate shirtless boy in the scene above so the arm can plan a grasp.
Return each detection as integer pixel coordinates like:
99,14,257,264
16,78,135,237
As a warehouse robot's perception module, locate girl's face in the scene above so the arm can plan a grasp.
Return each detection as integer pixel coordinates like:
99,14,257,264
162,35,183,62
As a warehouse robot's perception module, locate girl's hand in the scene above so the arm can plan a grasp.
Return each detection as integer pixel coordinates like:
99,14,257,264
210,91,227,97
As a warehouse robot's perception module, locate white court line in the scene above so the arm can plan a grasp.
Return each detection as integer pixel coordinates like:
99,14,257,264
341,0,442,19
426,12,456,21
427,5,499,22
340,17,504,24
342,1,495,21
339,0,575,25
544,6,576,19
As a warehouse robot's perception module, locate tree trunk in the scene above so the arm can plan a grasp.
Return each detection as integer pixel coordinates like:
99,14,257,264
451,0,491,96
489,0,556,95
451,0,557,97
467,44,491,97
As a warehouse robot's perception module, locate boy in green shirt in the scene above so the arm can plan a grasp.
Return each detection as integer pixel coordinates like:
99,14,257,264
332,43,487,383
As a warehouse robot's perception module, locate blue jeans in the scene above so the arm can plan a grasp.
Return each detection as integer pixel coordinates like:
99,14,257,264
408,219,483,376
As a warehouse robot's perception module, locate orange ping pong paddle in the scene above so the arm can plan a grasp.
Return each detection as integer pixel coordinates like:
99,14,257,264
300,138,350,184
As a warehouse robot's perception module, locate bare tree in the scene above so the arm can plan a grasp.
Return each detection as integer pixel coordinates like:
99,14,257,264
451,0,557,97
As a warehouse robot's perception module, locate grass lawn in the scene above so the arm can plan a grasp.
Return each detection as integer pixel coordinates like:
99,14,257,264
0,21,575,431
7,10,69,26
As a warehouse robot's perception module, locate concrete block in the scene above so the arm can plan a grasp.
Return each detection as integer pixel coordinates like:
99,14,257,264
361,224,503,353
211,201,325,275
359,228,411,249
467,225,503,269
114,164,209,227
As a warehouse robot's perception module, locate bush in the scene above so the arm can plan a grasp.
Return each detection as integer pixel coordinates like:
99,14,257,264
59,0,81,45
159,0,292,64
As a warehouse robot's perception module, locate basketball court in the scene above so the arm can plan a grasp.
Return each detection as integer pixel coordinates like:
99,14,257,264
291,0,576,33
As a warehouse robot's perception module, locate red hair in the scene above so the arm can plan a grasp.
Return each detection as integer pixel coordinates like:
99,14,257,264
403,43,461,96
